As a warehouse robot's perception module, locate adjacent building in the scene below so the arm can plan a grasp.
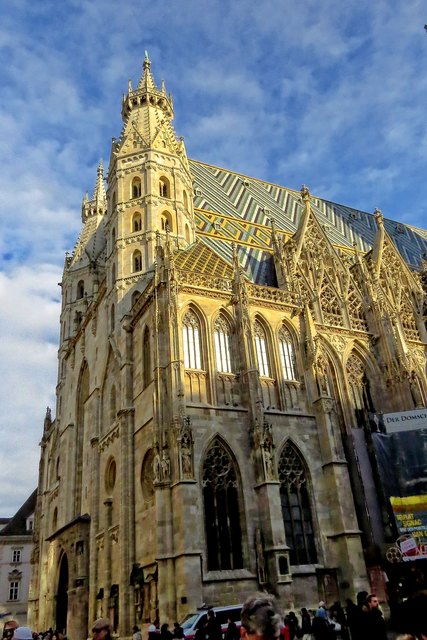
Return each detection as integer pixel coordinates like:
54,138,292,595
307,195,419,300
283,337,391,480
28,56,427,640
0,491,36,628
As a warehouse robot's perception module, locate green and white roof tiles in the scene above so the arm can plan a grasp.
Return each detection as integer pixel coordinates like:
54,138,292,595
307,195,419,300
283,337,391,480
189,159,427,286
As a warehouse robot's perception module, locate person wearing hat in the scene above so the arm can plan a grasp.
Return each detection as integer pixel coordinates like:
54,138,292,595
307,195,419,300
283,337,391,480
92,618,112,640
13,629,33,640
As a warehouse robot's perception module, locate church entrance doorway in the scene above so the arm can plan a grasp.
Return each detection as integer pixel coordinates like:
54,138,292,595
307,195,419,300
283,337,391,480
56,553,69,634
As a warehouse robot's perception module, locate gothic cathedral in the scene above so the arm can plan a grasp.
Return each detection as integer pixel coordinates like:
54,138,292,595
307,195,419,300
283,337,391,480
28,56,427,639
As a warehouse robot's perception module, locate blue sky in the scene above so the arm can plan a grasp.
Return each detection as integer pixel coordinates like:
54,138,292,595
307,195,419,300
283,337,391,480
0,0,426,515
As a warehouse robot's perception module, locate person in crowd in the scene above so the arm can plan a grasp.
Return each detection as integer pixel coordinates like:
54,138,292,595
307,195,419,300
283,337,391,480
280,617,290,640
331,602,348,640
4,622,18,640
361,594,387,640
92,619,112,640
311,608,334,640
160,624,173,640
205,610,222,640
396,589,427,640
12,629,33,640
133,626,142,640
148,625,158,640
224,618,239,640
285,613,299,640
346,591,367,640
172,623,184,640
300,608,312,640
240,593,283,640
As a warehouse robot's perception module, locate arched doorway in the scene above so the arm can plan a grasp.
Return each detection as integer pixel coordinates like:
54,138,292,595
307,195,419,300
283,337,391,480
56,553,69,634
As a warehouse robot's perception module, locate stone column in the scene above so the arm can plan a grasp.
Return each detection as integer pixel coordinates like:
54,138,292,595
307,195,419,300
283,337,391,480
103,499,113,618
88,436,100,631
313,396,368,596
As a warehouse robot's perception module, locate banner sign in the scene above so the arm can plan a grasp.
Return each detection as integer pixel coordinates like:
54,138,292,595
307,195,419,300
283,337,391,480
382,409,427,434
390,495,427,561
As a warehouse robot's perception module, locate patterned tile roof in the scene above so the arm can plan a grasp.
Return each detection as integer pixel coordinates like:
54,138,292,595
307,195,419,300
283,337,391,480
189,159,427,285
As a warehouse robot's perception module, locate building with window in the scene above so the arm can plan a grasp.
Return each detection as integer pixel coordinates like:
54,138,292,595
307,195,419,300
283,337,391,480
0,491,36,627
29,56,427,640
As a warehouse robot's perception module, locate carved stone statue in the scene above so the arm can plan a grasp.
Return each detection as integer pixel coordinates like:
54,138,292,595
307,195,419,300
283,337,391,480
255,528,267,584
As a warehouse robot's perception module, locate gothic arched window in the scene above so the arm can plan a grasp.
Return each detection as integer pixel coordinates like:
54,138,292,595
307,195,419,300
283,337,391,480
143,326,151,388
77,280,85,299
182,310,202,369
346,353,374,427
133,250,142,273
109,385,116,423
132,212,142,232
161,211,172,232
254,320,270,377
278,442,317,565
110,304,115,333
132,177,142,199
214,315,233,373
159,177,170,198
202,439,243,571
279,326,297,381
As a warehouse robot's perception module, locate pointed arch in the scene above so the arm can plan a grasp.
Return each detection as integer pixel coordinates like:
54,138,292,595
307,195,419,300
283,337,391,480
56,552,69,634
345,350,376,427
214,312,234,373
278,323,297,381
202,436,244,571
253,316,271,377
278,440,317,565
132,249,142,273
131,176,142,199
400,296,419,341
101,346,121,435
109,384,116,423
159,176,170,198
76,280,85,300
320,276,344,327
132,211,142,233
161,210,173,232
182,307,203,370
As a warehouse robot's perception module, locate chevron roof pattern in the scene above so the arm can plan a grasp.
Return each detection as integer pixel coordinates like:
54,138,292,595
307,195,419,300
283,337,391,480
189,159,427,285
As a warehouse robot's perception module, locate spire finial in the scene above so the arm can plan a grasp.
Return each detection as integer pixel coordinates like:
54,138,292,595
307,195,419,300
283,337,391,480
300,184,311,202
92,159,107,212
374,208,384,227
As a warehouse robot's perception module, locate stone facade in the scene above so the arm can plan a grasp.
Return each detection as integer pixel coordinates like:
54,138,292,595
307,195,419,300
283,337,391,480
28,56,427,640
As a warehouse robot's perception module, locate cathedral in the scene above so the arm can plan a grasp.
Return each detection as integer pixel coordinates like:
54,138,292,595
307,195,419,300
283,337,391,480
28,56,427,640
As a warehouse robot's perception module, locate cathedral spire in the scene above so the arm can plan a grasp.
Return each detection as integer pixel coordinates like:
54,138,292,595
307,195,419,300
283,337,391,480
295,184,312,261
81,160,106,221
372,208,385,276
138,51,158,92
93,159,106,209
121,54,174,123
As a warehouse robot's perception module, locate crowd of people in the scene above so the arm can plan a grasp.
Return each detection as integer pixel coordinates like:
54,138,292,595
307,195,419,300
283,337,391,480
3,589,427,640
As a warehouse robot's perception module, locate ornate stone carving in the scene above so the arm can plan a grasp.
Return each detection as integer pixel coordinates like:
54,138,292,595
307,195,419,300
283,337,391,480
99,424,120,452
260,421,276,481
175,416,194,480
